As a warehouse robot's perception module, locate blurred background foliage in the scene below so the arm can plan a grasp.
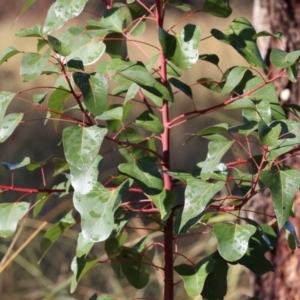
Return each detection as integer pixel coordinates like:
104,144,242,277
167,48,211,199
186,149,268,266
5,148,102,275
0,1,256,299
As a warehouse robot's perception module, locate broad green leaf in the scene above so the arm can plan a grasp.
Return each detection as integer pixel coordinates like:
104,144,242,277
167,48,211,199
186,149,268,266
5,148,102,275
54,0,89,22
258,121,281,146
236,228,275,275
76,232,94,257
260,167,300,228
0,46,19,65
188,123,228,142
67,34,106,65
97,295,116,300
0,202,30,238
118,157,163,195
74,181,129,242
148,189,176,221
253,31,282,40
52,158,69,176
0,157,30,170
62,125,107,171
70,255,98,293
104,32,128,59
20,49,51,81
174,255,216,297
33,193,52,218
125,83,139,103
197,77,225,93
0,113,23,143
107,60,172,103
201,0,232,18
198,53,219,66
119,246,155,289
70,155,102,194
135,110,164,133
96,105,123,121
211,18,267,68
201,256,228,299
180,178,225,231
169,77,193,99
222,66,248,94
158,24,201,70
47,35,72,57
16,25,43,37
201,140,234,180
270,48,300,68
48,87,70,130
43,3,65,34
73,72,108,116
33,92,48,104
214,223,256,261
286,62,299,82
267,120,300,159
40,211,75,260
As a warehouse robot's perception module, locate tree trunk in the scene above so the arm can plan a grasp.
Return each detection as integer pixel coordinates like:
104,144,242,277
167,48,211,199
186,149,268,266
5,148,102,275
252,1,300,299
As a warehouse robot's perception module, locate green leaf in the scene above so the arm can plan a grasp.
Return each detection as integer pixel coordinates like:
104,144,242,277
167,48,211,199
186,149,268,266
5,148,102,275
158,24,201,70
107,60,172,103
197,77,224,93
0,46,19,65
214,223,256,261
201,256,228,299
48,87,70,130
258,121,282,146
119,246,155,289
97,295,116,300
135,111,164,133
270,48,300,68
253,31,282,40
0,92,15,123
104,32,128,60
70,255,98,293
96,105,123,121
16,25,43,37
20,49,51,81
43,3,65,34
70,155,102,194
52,158,69,176
180,178,225,231
199,53,219,66
260,167,300,228
33,193,52,218
118,157,163,195
33,92,48,104
222,66,248,94
148,189,176,221
40,211,75,260
286,62,299,82
67,34,106,66
201,140,234,180
74,181,129,242
169,77,193,99
62,125,107,171
188,123,228,142
267,120,300,159
211,18,267,68
73,72,108,116
76,232,94,257
1,157,30,170
174,255,216,297
201,0,232,18
0,202,30,237
54,0,88,22
0,113,23,143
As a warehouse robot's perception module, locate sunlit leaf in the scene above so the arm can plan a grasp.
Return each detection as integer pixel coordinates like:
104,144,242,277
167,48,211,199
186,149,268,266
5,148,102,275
260,166,300,228
54,0,89,22
16,25,43,37
0,113,23,143
134,110,164,133
43,3,65,34
20,49,51,81
76,232,95,257
0,202,30,238
211,18,267,68
73,72,108,116
74,181,129,242
258,121,281,146
0,46,19,65
62,125,107,171
270,48,300,68
179,178,225,231
214,223,256,261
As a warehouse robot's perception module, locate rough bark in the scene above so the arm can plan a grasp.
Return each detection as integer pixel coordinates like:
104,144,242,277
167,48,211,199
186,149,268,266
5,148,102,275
252,1,300,299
